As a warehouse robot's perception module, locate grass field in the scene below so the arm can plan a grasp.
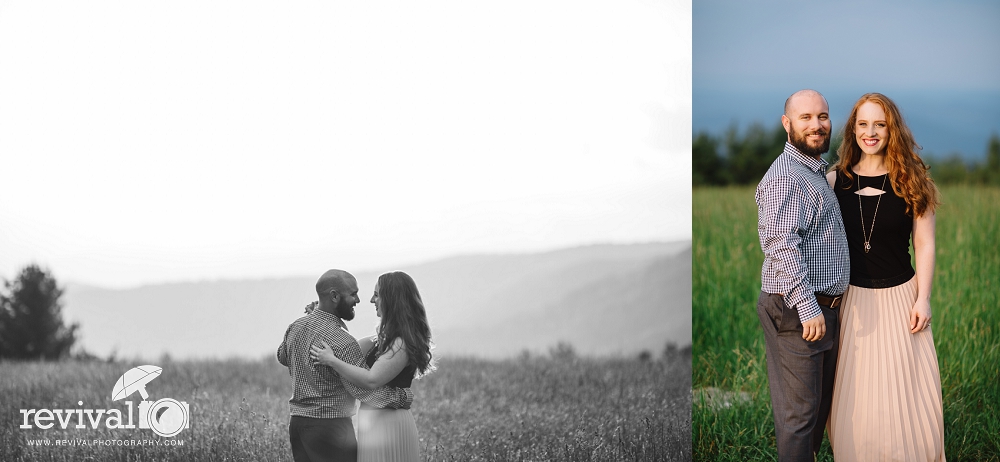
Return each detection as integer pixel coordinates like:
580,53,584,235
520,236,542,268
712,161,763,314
1,353,691,461
693,185,1000,461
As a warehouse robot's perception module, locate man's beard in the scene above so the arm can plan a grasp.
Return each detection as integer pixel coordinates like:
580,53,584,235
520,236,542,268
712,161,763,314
789,128,830,158
335,297,355,321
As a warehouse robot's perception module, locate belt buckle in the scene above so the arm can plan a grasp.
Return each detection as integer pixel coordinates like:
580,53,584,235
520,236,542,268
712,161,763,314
829,295,842,308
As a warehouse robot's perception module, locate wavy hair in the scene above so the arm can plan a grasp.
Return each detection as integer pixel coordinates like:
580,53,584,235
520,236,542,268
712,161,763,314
833,93,939,217
375,271,435,377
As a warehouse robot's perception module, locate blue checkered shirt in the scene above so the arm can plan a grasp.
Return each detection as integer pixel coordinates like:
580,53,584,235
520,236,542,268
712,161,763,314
755,142,850,322
277,310,413,418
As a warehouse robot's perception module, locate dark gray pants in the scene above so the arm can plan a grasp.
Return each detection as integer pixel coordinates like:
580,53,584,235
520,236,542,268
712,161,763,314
289,416,357,462
757,292,839,462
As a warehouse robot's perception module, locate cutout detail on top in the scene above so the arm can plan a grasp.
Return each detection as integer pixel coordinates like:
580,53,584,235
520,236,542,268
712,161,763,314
855,186,886,196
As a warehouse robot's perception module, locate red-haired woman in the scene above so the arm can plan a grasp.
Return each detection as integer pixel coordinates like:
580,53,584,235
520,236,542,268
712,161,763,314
311,271,434,462
826,93,944,461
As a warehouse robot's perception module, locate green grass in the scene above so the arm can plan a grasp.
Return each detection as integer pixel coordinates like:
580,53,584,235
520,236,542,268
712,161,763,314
1,354,691,461
693,185,1000,461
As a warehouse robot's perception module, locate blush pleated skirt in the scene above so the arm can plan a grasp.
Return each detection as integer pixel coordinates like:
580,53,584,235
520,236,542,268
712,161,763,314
357,407,420,462
828,277,945,461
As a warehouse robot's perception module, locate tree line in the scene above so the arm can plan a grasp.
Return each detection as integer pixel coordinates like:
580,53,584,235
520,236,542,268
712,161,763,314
693,123,1000,186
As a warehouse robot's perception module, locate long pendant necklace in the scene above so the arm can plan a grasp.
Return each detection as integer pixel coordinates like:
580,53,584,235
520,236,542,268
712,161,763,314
858,174,887,253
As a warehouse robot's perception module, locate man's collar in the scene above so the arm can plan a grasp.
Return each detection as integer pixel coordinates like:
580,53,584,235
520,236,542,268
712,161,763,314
782,142,828,173
311,309,349,331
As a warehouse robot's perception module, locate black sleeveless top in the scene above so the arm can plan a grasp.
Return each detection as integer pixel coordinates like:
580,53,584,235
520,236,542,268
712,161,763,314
833,170,915,288
366,341,416,388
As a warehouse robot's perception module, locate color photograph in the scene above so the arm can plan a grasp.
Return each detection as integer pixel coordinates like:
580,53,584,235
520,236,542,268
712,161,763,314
692,1,1000,460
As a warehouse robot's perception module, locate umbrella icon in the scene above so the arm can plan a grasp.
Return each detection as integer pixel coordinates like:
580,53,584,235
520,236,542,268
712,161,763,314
111,365,162,401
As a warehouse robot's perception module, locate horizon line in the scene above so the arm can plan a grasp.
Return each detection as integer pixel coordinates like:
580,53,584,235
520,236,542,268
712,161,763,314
59,239,693,291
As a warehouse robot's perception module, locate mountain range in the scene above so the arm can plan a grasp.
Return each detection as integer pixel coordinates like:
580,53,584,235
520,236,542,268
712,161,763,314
61,242,691,360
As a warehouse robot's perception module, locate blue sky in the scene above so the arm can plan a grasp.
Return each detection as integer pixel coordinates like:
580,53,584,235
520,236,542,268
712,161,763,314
695,0,999,92
693,0,1000,159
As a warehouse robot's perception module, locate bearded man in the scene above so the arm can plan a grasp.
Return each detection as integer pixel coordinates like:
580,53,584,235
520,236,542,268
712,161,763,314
278,269,413,462
754,89,850,461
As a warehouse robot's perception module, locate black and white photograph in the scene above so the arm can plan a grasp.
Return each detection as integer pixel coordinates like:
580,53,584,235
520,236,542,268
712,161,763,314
0,1,692,460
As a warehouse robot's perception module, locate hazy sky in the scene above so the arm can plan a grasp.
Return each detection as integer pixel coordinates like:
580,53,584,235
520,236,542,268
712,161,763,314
1,0,691,289
693,0,1000,158
695,0,1000,93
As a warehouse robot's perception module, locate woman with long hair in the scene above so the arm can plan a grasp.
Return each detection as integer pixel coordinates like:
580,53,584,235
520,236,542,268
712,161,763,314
826,93,944,461
310,271,434,462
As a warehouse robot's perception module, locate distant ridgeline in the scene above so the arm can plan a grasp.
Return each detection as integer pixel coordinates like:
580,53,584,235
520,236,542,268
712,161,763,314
693,124,1000,186
62,242,692,360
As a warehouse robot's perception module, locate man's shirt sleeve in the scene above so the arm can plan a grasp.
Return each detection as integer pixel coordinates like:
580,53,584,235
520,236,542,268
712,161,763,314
333,339,413,409
757,176,822,322
277,325,291,367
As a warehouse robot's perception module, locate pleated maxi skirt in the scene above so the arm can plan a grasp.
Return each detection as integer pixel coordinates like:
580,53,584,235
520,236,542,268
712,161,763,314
357,406,420,462
828,277,945,462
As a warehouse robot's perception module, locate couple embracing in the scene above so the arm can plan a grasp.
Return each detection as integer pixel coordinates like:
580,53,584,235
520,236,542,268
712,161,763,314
756,90,945,461
277,269,433,462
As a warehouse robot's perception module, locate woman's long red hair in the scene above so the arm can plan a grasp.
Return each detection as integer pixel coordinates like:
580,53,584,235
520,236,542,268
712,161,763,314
833,93,939,217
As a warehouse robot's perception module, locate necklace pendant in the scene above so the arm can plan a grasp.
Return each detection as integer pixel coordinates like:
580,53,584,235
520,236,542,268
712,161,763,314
864,242,871,253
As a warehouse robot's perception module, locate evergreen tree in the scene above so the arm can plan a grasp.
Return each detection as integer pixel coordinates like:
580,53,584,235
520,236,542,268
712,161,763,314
725,122,786,185
693,131,724,185
986,132,1000,185
692,124,995,185
927,154,972,185
0,264,78,360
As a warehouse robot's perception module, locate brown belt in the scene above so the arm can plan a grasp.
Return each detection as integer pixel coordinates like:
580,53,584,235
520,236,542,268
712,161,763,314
815,292,844,309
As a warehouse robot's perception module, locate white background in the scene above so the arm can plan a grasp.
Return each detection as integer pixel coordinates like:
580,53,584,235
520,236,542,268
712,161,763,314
0,0,692,288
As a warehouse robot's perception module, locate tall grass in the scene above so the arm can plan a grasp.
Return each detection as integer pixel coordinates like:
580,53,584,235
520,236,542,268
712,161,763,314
0,359,291,461
693,185,1000,461
1,354,690,461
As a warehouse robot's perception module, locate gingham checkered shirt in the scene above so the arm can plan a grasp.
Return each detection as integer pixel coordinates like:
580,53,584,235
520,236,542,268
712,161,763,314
755,142,850,322
277,309,413,418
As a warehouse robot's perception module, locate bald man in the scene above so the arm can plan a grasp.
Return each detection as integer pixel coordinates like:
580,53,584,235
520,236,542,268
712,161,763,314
278,269,413,462
754,90,850,461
